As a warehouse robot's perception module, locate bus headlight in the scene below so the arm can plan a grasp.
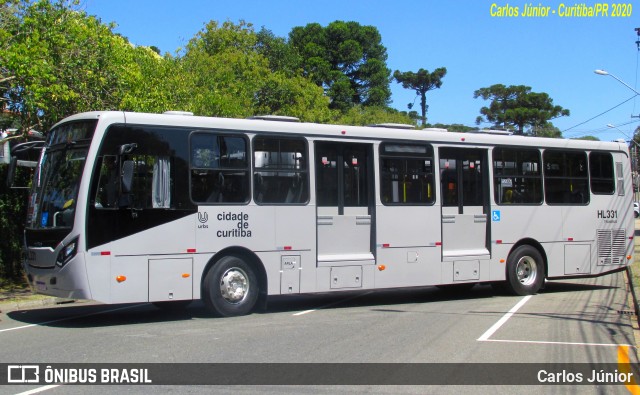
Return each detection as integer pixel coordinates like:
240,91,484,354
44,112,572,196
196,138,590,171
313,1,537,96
56,237,78,267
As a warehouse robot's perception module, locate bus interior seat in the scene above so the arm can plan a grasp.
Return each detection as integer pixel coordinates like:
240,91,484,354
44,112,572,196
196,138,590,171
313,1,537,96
502,188,513,204
285,173,304,203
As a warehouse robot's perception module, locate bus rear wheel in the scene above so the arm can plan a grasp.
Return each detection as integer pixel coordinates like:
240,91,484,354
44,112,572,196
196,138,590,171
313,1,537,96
202,255,259,317
504,245,544,296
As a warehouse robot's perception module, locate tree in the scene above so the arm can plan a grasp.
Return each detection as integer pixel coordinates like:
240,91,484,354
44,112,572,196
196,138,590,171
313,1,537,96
289,21,392,111
333,105,415,126
574,135,600,141
633,126,640,148
533,123,562,138
393,67,447,126
0,0,147,132
255,27,301,76
474,84,570,136
180,20,331,122
427,123,478,133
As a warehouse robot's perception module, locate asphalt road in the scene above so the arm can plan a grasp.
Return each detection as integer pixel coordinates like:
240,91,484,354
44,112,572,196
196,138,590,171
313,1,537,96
0,272,638,394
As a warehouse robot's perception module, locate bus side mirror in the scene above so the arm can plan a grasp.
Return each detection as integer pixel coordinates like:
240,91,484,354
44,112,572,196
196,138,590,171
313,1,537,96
121,160,134,193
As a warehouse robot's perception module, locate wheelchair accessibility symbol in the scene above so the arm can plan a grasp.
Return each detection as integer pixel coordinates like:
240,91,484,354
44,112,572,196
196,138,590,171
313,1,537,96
492,210,501,222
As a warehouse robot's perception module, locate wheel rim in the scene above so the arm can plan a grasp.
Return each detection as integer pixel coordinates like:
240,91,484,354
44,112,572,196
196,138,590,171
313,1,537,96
515,256,538,286
219,267,249,304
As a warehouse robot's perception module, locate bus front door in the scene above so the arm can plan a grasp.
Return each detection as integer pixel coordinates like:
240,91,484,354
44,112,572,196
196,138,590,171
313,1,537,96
439,148,490,260
315,142,375,268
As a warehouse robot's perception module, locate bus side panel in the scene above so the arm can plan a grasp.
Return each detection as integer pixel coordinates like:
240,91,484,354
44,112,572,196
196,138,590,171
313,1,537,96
374,205,442,288
107,215,195,304
587,153,634,276
489,244,511,282
543,242,565,278
112,216,196,256
110,255,149,304
375,247,441,288
195,205,317,296
490,205,563,278
275,205,316,294
84,250,111,303
195,206,274,253
560,205,593,276
376,206,441,249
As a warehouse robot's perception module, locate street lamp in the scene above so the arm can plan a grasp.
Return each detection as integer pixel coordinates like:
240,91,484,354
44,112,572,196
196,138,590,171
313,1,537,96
594,69,640,96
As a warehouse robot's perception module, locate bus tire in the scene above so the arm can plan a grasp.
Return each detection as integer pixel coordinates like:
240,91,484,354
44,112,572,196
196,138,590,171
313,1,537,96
202,255,259,317
505,245,544,296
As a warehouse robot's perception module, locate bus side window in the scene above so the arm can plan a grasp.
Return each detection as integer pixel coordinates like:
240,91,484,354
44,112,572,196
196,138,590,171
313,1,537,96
253,136,308,205
190,133,250,204
380,143,434,205
543,150,589,205
589,152,614,195
130,155,172,209
95,155,119,208
493,147,542,205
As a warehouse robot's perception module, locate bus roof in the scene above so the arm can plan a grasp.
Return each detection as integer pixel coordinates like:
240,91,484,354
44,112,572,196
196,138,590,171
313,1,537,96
52,111,628,154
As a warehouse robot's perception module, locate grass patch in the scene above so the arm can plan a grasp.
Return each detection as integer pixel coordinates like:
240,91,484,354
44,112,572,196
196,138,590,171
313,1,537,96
632,243,640,301
0,276,46,303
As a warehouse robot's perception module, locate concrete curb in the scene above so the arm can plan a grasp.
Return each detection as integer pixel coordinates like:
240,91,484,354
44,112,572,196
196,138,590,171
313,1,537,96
0,297,76,314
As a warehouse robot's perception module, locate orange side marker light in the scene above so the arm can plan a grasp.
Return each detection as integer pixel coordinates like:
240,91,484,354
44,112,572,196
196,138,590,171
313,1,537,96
116,275,127,283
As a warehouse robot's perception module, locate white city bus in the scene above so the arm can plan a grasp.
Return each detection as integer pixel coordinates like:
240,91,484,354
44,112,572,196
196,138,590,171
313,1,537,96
21,111,635,316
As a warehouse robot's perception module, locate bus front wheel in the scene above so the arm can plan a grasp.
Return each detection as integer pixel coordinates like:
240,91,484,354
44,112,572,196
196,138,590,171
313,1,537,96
203,255,259,317
504,245,544,296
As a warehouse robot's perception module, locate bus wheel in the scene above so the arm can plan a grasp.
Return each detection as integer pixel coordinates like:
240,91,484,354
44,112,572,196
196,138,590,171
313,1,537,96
203,255,259,317
505,245,544,296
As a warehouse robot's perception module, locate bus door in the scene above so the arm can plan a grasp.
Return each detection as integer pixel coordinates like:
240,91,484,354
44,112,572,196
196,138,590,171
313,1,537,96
439,148,490,259
315,142,375,266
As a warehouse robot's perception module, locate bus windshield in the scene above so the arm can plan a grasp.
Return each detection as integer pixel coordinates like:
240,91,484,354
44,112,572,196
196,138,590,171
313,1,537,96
27,120,97,229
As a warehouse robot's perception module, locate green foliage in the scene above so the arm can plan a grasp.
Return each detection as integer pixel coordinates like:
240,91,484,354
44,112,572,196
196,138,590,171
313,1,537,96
289,21,392,111
0,165,30,279
332,105,415,126
393,67,447,126
573,135,600,141
427,123,478,133
474,84,570,136
175,20,331,121
533,123,562,138
255,27,301,76
1,0,141,131
119,47,177,113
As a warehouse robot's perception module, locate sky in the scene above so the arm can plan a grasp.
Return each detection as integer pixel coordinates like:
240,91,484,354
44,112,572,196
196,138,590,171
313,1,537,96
81,0,640,141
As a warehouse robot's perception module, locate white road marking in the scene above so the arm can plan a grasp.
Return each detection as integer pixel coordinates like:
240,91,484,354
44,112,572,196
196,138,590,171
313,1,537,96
480,338,633,347
13,385,60,395
0,304,145,333
477,295,634,348
293,291,374,316
477,295,532,341
292,309,315,316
